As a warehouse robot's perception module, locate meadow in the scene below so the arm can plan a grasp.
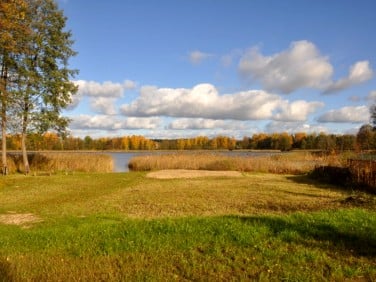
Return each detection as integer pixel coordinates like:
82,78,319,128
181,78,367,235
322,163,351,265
0,168,375,280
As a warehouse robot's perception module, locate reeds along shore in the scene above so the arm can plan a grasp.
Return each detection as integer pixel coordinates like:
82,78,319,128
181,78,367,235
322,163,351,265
128,151,346,174
3,152,114,174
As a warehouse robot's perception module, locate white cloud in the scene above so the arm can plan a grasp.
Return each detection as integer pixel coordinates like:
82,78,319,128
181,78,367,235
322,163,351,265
324,61,373,94
89,97,117,115
70,115,160,131
75,80,135,97
265,121,328,134
168,118,247,130
67,79,136,112
120,83,322,122
123,117,161,129
188,50,213,65
274,100,324,122
238,41,333,93
317,106,370,123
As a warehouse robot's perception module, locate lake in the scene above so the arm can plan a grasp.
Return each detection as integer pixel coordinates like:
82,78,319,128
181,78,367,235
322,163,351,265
106,151,279,172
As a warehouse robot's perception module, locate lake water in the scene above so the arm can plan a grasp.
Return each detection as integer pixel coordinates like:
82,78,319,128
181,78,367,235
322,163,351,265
106,151,279,172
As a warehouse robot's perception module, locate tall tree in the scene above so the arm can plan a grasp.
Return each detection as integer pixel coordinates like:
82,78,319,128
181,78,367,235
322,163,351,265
0,0,31,174
12,0,77,174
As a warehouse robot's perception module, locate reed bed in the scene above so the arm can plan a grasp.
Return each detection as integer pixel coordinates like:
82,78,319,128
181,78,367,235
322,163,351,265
6,152,113,174
128,151,340,174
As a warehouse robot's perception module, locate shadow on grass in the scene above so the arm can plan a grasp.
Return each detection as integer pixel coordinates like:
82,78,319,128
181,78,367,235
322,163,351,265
234,214,376,258
291,166,376,195
286,174,345,190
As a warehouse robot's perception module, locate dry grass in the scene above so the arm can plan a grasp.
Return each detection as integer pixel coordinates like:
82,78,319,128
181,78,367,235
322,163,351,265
110,173,351,218
128,151,343,174
6,152,113,174
0,172,355,219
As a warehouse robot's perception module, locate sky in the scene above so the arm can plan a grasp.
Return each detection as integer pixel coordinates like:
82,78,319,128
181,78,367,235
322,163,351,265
57,0,376,139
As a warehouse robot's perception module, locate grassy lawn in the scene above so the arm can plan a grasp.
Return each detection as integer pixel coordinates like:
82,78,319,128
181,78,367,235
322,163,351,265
0,172,375,280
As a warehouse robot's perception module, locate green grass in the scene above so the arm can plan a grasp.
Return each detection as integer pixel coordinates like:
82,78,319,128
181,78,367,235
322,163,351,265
0,172,375,280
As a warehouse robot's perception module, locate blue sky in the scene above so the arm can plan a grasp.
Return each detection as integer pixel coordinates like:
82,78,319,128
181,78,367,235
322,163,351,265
57,0,376,139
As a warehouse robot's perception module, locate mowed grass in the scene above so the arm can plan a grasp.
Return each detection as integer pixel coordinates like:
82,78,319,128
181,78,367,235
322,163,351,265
0,172,375,280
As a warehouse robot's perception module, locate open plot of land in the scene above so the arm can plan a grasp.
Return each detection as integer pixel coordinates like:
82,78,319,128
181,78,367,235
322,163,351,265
0,171,375,280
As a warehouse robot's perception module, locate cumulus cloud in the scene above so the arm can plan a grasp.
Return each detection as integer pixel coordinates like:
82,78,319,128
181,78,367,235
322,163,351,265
238,41,333,93
265,121,328,134
317,106,370,123
323,61,373,94
67,79,136,113
89,97,117,115
188,50,213,65
70,115,160,131
168,118,247,130
238,41,373,94
75,79,135,97
274,100,324,122
120,83,322,122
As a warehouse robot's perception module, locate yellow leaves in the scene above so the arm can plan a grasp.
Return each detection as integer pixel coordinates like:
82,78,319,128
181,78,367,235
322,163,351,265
0,0,31,53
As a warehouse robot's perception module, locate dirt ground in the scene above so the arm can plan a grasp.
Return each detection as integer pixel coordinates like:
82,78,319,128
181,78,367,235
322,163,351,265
0,213,41,227
146,169,243,179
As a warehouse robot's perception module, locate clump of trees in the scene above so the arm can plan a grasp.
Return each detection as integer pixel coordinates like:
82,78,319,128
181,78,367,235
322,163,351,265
0,0,77,174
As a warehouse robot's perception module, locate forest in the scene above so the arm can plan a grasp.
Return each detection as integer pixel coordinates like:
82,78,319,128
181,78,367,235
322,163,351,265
4,124,376,152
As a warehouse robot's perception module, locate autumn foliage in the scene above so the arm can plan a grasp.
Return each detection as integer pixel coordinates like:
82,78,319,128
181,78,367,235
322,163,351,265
2,130,370,152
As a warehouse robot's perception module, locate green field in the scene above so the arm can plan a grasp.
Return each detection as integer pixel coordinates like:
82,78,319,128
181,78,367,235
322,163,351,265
0,172,375,281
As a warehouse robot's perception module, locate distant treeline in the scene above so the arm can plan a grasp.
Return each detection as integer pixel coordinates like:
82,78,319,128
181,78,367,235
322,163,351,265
4,126,376,151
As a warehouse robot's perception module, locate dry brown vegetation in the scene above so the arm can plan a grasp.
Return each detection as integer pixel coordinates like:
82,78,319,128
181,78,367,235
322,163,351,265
128,151,346,174
4,152,113,174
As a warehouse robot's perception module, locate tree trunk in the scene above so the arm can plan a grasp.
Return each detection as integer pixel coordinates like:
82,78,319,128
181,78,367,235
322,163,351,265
21,95,30,175
1,123,7,175
0,63,8,175
21,131,29,175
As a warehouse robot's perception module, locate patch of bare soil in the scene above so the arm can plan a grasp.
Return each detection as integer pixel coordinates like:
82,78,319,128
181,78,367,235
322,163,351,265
0,213,42,228
146,169,243,179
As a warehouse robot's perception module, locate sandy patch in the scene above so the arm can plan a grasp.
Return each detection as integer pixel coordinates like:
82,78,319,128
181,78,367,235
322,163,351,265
146,169,243,179
0,213,42,227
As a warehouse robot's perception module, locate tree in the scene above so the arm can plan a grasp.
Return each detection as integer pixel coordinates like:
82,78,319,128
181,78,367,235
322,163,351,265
0,0,30,174
356,124,374,151
278,132,293,151
371,104,376,129
12,0,78,174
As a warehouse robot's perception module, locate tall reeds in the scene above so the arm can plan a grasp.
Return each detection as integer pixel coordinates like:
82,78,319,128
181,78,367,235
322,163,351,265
5,152,113,174
128,151,338,174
